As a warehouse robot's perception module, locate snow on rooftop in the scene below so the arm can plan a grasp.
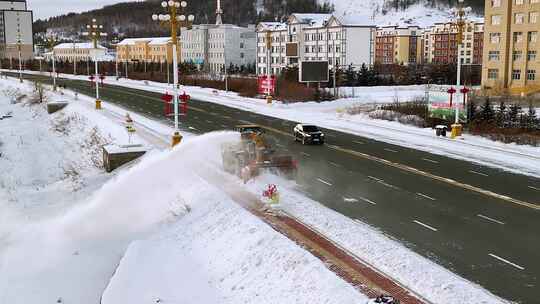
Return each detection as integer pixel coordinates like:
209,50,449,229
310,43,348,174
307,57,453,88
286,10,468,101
54,42,106,49
291,13,333,27
117,37,171,46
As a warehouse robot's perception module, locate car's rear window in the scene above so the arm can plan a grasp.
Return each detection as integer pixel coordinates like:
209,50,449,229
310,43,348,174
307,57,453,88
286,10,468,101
302,125,319,132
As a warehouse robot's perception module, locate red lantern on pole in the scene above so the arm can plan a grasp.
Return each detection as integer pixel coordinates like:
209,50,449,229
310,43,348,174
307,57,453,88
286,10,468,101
460,87,470,106
179,91,190,116
447,87,456,107
161,92,173,116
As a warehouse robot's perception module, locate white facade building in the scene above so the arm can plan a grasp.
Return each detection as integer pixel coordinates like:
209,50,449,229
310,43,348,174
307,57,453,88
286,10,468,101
52,42,107,62
256,13,376,76
0,0,33,60
181,24,256,73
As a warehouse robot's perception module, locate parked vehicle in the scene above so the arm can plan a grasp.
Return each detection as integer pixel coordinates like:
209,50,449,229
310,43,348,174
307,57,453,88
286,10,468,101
293,124,325,145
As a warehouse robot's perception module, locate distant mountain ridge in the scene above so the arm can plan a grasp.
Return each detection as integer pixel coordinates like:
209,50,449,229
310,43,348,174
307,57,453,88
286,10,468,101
33,0,484,41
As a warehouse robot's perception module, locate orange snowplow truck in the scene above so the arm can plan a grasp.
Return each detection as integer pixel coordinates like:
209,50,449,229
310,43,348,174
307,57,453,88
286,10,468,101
221,125,297,182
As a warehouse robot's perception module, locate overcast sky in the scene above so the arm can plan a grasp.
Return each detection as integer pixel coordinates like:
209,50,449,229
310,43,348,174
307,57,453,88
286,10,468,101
28,0,140,20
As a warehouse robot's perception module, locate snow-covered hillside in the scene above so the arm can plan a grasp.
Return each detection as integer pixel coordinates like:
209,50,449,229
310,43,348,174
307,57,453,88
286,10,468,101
327,0,482,27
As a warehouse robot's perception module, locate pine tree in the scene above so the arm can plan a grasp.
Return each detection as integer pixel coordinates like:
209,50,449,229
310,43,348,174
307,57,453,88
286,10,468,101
479,98,495,123
508,104,522,128
525,100,538,130
495,100,507,127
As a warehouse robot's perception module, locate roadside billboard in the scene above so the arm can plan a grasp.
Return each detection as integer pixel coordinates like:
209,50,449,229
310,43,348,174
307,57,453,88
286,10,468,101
299,61,329,83
429,101,467,122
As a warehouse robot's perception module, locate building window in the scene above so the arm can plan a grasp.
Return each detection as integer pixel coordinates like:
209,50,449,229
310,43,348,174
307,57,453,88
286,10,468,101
490,32,501,43
491,15,502,25
515,13,525,24
513,50,523,60
513,32,523,43
530,12,539,24
488,69,499,79
515,0,524,4
528,50,537,61
527,70,536,80
512,69,521,80
491,0,501,7
529,31,538,43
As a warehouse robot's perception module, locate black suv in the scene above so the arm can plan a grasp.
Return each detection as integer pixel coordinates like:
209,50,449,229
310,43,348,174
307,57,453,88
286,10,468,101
293,124,325,145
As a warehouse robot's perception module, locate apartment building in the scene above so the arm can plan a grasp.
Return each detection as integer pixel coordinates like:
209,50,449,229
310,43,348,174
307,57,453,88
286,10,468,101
375,26,422,65
181,24,257,73
482,0,539,94
52,43,107,62
0,0,33,60
116,37,173,63
256,13,376,76
422,21,484,65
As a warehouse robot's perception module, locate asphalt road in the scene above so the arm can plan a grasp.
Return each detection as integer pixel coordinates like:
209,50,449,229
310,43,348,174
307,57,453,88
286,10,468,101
10,72,540,303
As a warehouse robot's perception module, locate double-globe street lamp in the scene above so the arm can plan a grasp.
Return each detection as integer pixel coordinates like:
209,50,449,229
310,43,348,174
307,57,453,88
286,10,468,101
83,18,108,110
152,1,194,146
449,0,472,138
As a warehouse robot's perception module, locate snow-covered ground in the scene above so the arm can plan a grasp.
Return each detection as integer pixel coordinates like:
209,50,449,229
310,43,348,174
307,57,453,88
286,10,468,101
11,70,538,177
0,78,367,303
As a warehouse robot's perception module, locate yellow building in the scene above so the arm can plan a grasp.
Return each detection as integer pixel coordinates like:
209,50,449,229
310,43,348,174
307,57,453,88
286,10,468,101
375,26,423,65
116,37,173,63
482,0,540,95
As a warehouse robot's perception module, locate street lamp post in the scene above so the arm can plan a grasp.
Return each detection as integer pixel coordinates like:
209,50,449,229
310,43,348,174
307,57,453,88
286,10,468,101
45,35,58,91
152,0,195,147
16,33,23,83
450,0,472,138
72,41,78,75
83,18,108,110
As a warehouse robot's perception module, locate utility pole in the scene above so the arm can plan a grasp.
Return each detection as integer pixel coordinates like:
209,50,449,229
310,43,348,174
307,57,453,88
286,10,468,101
152,1,195,146
83,18,108,110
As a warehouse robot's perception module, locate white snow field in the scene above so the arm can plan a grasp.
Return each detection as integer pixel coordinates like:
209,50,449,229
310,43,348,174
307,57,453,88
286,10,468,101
11,70,538,177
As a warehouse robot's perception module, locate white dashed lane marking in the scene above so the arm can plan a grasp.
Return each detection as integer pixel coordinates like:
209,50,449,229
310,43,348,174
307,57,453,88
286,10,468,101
353,140,365,145
469,170,489,177
316,178,333,186
422,158,439,164
301,152,311,157
384,148,398,153
413,220,438,232
416,193,436,201
359,197,377,205
488,253,525,270
528,185,540,191
477,214,505,225
329,161,341,168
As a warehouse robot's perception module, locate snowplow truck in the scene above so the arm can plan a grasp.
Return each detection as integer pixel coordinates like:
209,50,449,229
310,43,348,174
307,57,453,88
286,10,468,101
221,125,297,182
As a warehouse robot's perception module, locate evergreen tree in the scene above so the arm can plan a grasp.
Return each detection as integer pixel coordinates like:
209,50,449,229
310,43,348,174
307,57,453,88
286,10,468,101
479,97,495,123
495,100,507,127
508,104,522,128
